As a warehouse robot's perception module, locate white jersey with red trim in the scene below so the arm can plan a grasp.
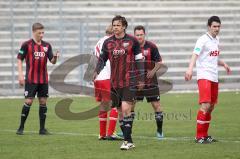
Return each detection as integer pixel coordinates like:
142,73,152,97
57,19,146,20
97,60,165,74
193,32,220,82
94,36,110,80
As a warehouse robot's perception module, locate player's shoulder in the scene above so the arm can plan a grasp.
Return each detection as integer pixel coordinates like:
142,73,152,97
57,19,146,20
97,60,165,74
21,39,32,46
126,33,136,40
197,33,210,43
145,40,158,48
41,40,51,46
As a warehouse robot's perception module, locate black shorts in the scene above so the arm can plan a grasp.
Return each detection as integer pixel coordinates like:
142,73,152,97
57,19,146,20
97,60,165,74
24,83,49,98
135,86,160,102
111,87,135,108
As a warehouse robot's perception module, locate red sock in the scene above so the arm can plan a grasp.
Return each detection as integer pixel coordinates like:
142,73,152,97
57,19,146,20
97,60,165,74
99,111,107,137
196,110,210,139
107,108,118,136
204,113,211,137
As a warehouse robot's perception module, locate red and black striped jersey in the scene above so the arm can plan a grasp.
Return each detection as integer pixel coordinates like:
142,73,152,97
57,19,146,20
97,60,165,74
141,40,162,70
141,40,162,86
17,39,53,84
96,34,141,88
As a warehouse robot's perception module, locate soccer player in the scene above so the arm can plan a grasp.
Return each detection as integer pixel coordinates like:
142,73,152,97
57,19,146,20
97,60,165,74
133,25,164,139
93,15,144,150
16,22,59,135
185,16,231,144
94,25,122,140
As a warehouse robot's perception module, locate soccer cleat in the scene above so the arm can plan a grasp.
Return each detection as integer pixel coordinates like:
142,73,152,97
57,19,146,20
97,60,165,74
195,137,211,144
206,136,218,142
120,141,135,150
39,129,51,135
106,133,124,140
98,135,107,140
16,128,24,135
156,132,164,139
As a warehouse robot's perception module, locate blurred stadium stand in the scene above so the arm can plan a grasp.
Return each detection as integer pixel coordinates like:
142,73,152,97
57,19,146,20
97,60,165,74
0,0,239,96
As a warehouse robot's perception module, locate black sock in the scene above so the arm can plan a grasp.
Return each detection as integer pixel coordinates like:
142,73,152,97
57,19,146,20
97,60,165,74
155,112,163,134
119,119,124,134
39,105,47,130
123,115,133,143
19,103,31,129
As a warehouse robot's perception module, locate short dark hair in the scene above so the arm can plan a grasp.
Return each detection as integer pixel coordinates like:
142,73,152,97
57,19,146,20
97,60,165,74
207,16,221,26
112,15,128,29
32,22,44,32
134,25,145,34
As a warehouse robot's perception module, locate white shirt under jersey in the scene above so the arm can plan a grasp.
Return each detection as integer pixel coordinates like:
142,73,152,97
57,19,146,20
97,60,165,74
94,36,111,80
193,32,220,82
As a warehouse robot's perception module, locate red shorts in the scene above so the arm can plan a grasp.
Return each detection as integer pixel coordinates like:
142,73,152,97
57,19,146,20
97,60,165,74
94,79,111,102
198,79,218,105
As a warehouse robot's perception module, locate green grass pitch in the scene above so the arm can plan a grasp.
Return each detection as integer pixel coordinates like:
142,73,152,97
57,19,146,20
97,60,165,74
0,92,239,159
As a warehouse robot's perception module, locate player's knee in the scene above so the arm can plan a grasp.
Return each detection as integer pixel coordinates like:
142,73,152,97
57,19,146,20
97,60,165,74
200,103,211,113
25,98,33,106
38,98,47,105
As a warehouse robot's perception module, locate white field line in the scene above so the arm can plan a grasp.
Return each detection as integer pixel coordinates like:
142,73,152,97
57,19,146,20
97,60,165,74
1,129,240,143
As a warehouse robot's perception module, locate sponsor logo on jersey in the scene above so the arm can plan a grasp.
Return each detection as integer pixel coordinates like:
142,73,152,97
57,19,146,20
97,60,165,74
209,50,220,56
34,51,45,59
113,49,126,57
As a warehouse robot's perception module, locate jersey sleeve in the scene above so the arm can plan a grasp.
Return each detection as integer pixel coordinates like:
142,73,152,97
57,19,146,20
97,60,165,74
95,40,109,74
47,44,54,61
193,37,204,55
151,44,162,62
17,42,28,60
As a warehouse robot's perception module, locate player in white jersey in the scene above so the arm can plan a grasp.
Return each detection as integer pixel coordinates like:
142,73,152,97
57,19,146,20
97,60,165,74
185,16,231,144
94,25,122,140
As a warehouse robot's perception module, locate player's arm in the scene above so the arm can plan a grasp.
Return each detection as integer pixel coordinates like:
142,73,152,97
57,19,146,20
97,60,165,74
47,44,59,64
185,38,203,81
147,61,163,79
147,45,163,79
185,53,198,81
50,50,60,64
218,59,231,74
17,43,27,86
17,59,24,86
93,42,108,81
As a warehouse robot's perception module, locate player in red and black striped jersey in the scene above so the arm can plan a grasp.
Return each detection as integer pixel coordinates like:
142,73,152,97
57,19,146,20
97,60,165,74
133,25,164,139
93,15,145,150
16,23,59,135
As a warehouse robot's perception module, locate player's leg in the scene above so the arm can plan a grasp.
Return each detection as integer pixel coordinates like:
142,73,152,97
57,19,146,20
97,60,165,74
16,83,36,135
38,84,50,135
120,87,135,150
205,81,218,142
94,80,109,140
196,79,213,143
150,100,164,139
102,79,120,139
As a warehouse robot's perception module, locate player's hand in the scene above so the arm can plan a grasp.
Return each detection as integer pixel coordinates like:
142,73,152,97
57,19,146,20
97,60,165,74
18,74,25,87
223,63,231,75
185,69,192,81
54,50,60,58
92,71,98,81
147,70,155,79
137,81,145,90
